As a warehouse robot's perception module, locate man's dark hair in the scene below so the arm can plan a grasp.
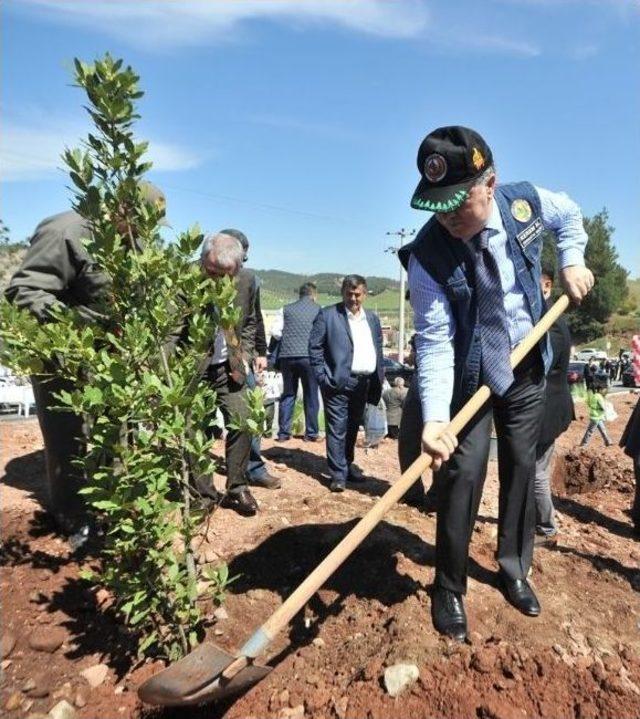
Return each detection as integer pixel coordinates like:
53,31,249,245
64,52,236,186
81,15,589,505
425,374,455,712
299,282,317,297
341,274,367,292
540,263,555,282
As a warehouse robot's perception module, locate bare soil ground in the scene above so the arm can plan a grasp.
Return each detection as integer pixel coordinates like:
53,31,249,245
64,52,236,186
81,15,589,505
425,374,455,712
2,392,640,719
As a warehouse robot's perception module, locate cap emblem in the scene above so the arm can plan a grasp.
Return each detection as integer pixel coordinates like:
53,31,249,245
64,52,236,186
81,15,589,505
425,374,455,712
424,153,447,183
472,147,485,171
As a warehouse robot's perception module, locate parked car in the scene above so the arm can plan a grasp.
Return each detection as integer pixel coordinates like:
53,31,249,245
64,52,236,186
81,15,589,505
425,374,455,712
382,357,414,386
567,361,586,385
623,365,638,388
575,348,607,362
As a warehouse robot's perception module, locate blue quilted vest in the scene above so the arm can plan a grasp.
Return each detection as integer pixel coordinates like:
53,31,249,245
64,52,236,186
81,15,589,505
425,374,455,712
279,296,321,359
399,181,551,413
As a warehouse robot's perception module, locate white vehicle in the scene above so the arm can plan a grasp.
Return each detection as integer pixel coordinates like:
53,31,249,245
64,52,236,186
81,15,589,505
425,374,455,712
575,348,607,362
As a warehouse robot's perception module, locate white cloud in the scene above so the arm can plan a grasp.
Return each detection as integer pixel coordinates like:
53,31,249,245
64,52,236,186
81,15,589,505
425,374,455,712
0,115,202,182
12,0,431,47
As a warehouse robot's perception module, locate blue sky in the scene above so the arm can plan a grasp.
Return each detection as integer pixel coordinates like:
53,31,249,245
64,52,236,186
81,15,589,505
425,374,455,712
1,0,638,277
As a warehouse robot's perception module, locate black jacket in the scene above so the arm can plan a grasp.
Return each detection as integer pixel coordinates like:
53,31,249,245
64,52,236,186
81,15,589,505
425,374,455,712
620,398,640,460
538,313,574,448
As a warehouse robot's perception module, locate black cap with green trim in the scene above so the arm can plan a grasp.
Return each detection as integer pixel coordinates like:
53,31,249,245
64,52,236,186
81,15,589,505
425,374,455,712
410,126,493,213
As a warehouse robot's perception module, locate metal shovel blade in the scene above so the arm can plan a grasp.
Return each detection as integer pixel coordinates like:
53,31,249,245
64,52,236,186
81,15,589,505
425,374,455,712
137,642,271,706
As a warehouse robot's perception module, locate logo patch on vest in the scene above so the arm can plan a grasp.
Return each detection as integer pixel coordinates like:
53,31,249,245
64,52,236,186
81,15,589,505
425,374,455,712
511,199,533,223
516,217,543,249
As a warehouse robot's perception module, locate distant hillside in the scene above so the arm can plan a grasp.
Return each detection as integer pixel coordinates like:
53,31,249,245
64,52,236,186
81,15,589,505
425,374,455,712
253,269,400,310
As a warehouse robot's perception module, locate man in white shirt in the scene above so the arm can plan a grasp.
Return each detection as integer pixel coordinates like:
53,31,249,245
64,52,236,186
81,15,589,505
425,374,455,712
308,275,384,492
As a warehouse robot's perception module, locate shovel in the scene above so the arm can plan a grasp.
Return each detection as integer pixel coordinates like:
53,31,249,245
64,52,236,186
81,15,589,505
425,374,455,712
138,294,570,707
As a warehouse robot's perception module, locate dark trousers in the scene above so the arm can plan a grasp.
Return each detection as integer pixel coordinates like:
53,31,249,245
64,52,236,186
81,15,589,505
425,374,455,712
278,357,320,439
322,375,369,482
204,363,251,493
435,363,545,594
31,374,87,524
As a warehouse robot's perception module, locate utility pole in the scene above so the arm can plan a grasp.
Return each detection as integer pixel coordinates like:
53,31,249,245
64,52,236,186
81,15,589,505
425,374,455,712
385,228,416,363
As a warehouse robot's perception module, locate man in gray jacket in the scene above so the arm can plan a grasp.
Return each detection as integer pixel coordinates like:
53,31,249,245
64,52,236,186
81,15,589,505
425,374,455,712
5,183,166,535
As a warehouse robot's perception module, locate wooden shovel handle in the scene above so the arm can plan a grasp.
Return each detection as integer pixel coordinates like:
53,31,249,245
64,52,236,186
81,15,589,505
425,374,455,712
247,295,570,654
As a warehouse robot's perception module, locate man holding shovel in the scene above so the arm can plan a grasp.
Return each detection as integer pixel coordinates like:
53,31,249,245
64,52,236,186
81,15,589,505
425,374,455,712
400,126,593,641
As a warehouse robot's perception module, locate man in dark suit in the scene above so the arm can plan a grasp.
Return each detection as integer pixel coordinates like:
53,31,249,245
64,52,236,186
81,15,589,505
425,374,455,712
534,265,575,544
199,233,261,516
309,275,384,492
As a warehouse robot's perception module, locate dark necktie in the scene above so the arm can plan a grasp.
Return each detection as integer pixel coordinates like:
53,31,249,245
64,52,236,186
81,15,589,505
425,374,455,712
473,229,514,396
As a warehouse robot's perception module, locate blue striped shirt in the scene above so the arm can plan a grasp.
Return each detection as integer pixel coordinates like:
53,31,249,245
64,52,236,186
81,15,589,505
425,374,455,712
409,185,588,423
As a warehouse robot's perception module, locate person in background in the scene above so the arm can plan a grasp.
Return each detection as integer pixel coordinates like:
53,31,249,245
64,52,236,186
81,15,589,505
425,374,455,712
5,183,168,537
383,376,408,440
620,397,640,537
533,265,574,545
270,282,321,442
199,233,261,516
309,275,384,492
583,357,598,392
220,228,281,491
579,380,613,447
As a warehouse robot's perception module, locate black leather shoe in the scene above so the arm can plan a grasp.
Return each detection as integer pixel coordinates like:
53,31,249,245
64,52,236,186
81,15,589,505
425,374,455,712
303,436,320,443
431,586,467,642
330,479,346,493
248,473,282,490
220,489,258,516
499,575,541,617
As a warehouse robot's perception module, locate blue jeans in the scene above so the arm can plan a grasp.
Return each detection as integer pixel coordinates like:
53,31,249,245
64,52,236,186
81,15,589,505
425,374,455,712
278,357,320,440
580,419,612,446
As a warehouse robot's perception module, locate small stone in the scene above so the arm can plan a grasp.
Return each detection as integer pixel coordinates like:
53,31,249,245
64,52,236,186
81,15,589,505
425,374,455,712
278,688,290,707
28,627,65,653
472,649,495,674
279,705,304,719
74,692,87,708
312,637,325,648
603,653,623,673
334,696,349,719
1,631,17,659
80,662,109,688
5,692,22,711
26,714,49,719
1,659,12,669
48,699,77,719
383,663,420,697
206,548,220,564
52,682,73,701
23,699,34,712
213,606,229,621
22,678,36,692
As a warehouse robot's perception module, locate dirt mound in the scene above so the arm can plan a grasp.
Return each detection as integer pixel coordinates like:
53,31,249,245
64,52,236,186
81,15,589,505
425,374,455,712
552,447,634,496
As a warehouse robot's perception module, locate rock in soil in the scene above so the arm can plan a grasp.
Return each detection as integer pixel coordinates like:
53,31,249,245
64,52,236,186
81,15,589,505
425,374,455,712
1,631,17,659
48,699,78,719
5,692,23,711
27,627,65,653
383,662,420,697
79,662,109,688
